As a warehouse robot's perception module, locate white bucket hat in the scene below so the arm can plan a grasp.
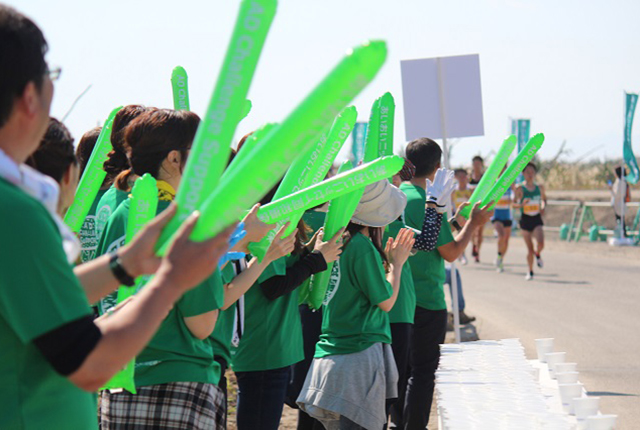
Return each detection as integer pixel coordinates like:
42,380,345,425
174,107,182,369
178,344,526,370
351,179,407,227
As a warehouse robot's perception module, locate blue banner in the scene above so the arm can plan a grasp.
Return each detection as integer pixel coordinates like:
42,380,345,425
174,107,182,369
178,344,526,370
511,118,530,183
623,93,639,184
351,122,368,163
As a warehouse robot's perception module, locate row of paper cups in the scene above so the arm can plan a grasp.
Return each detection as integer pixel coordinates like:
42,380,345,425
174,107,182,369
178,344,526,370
536,338,617,430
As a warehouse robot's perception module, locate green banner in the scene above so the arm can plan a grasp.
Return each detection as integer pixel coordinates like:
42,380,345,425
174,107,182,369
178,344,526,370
624,92,639,184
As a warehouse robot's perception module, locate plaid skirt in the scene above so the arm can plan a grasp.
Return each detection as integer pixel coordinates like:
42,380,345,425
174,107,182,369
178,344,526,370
100,381,225,430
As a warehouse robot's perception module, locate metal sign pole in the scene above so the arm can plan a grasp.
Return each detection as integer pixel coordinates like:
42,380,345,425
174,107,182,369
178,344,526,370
437,57,461,343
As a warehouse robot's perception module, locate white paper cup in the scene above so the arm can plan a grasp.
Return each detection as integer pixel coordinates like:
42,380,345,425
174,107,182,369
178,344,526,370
555,362,578,374
535,338,554,362
573,397,600,420
586,414,617,430
556,371,580,384
558,383,583,413
545,352,566,378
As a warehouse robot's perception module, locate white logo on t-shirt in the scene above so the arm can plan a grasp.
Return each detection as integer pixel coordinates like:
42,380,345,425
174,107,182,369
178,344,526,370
323,260,341,306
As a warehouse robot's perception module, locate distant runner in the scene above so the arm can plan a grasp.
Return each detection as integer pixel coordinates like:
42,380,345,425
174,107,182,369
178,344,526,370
514,162,546,281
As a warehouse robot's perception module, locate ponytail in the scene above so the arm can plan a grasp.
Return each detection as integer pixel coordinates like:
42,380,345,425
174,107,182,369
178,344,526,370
103,149,129,186
103,105,150,187
114,168,135,192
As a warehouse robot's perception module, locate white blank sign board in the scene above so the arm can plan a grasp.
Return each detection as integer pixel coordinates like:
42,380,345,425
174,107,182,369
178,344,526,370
401,54,484,141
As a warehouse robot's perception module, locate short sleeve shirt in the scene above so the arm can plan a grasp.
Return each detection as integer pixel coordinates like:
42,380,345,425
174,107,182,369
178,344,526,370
0,178,97,429
95,186,129,241
78,188,107,262
315,233,393,358
384,220,416,324
209,263,237,365
230,256,304,372
95,198,223,386
400,183,454,311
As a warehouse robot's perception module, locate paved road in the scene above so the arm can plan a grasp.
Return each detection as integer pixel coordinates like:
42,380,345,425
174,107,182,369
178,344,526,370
452,238,640,429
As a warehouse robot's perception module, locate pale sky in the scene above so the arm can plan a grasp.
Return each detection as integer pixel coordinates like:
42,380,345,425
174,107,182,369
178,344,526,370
10,0,640,167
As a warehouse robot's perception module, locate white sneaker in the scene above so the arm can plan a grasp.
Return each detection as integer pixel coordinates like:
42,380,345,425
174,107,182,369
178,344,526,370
459,254,468,265
496,256,504,273
536,255,544,269
525,272,534,281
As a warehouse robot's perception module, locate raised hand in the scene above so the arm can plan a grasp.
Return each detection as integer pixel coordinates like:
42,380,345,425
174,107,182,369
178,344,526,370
264,223,296,263
426,168,457,213
241,204,276,247
469,201,494,227
387,228,415,267
313,227,344,264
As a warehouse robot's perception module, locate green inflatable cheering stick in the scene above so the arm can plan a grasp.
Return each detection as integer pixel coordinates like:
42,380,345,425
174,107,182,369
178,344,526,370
306,160,366,309
480,133,545,210
119,174,159,301
247,106,358,261
241,99,252,120
363,98,380,163
377,92,395,157
254,155,403,225
157,0,278,251
64,106,122,232
459,134,517,219
247,131,331,259
166,40,387,249
310,106,358,185
102,174,159,394
171,66,190,110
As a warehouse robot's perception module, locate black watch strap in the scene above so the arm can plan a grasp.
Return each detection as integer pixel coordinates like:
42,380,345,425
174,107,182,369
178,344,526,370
109,252,135,286
449,217,463,232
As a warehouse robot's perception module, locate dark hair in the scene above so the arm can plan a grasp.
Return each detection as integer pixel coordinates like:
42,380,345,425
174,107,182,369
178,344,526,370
25,117,76,184
0,5,48,128
405,137,442,177
615,165,626,179
227,148,237,167
472,155,484,164
454,168,468,176
293,219,309,256
344,222,388,268
236,131,254,152
75,126,101,177
117,109,200,185
105,105,149,190
525,162,538,173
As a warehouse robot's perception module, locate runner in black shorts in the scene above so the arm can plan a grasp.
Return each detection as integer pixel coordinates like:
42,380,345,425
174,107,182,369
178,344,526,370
515,163,547,281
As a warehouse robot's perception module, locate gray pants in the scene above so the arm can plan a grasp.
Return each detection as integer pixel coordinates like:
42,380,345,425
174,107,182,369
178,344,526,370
297,343,398,430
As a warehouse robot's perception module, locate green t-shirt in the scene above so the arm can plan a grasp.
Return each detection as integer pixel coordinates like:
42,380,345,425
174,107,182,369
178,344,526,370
96,198,224,387
95,186,129,242
315,232,393,358
209,263,237,365
210,305,236,365
400,183,454,311
384,220,416,324
231,256,304,372
78,188,107,262
0,179,97,430
94,198,129,314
